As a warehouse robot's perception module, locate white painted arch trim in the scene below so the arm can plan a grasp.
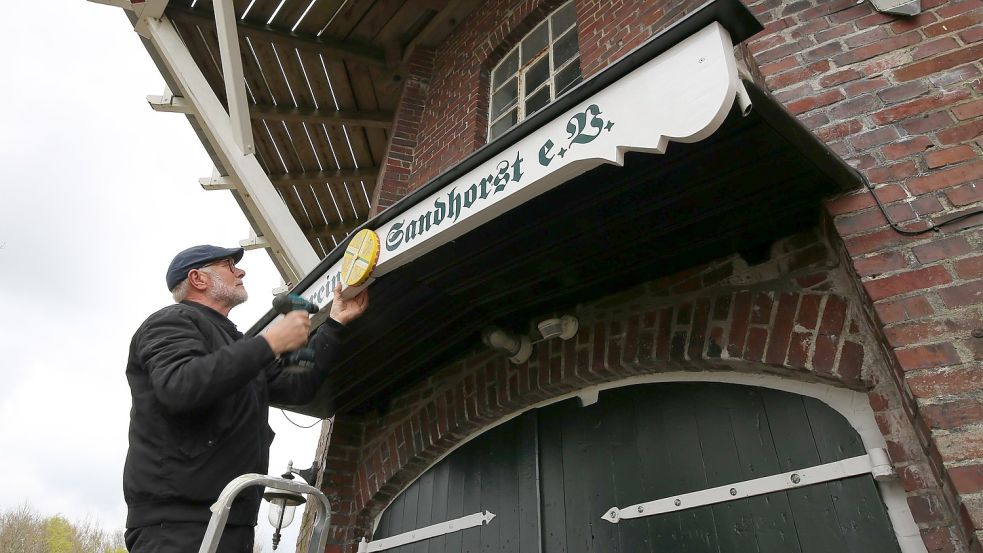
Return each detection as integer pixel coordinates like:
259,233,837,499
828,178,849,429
371,372,926,553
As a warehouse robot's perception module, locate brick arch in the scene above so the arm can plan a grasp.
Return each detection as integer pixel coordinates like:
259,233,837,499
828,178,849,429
312,235,920,551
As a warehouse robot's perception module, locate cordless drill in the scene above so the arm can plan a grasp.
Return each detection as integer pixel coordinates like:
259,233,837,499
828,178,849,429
272,293,319,369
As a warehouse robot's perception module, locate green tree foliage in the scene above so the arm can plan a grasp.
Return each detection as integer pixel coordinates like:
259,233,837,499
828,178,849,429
0,503,124,553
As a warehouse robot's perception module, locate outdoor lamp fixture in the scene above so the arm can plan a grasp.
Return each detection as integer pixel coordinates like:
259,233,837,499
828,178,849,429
483,315,579,364
263,461,307,550
482,327,532,364
536,315,579,341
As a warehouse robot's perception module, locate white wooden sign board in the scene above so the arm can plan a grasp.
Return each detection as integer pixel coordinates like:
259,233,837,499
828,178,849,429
264,22,742,332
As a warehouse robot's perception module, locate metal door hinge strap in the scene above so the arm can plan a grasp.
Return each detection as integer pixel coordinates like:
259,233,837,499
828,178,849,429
602,450,890,523
357,511,496,552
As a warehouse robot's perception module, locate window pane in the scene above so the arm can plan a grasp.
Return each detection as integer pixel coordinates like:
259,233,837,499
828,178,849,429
553,28,580,66
521,22,549,65
525,86,551,116
524,56,550,96
491,77,519,119
490,109,518,139
551,2,576,40
493,49,519,88
554,59,582,95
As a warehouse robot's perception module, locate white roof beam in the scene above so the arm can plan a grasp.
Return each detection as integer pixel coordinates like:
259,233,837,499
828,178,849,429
239,235,270,250
213,0,255,156
199,175,236,190
146,15,319,282
133,0,169,37
147,86,193,113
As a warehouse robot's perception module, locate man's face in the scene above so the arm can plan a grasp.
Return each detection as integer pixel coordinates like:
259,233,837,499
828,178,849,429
202,258,248,308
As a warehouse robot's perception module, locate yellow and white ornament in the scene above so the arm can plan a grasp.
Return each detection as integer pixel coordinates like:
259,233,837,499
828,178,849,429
341,229,380,287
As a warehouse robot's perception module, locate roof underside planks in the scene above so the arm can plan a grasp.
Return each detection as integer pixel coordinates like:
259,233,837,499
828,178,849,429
161,0,479,260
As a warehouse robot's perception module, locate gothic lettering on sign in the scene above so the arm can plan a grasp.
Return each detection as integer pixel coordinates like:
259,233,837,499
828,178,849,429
385,103,615,253
386,151,525,251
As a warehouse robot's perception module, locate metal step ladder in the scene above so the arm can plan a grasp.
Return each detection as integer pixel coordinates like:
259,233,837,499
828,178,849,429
198,473,331,553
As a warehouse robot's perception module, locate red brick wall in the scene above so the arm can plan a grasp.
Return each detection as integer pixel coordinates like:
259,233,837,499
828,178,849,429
346,0,983,551
742,1,983,550
371,47,435,213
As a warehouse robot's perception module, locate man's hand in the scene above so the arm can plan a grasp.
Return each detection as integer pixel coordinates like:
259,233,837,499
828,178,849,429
330,282,369,326
263,310,312,355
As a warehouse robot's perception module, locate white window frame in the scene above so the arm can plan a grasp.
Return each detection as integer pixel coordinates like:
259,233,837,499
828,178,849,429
488,1,582,141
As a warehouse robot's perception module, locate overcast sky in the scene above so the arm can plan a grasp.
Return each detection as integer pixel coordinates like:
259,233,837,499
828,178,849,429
0,2,323,550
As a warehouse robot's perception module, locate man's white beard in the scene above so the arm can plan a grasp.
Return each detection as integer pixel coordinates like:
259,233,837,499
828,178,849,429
208,274,248,309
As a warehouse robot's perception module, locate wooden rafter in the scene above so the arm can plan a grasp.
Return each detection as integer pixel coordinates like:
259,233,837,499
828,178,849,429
251,104,393,128
269,168,380,187
401,0,481,63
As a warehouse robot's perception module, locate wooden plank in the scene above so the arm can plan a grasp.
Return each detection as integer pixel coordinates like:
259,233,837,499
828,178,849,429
660,385,721,553
721,385,799,553
396,474,421,553
291,0,347,36
273,45,364,235
499,419,521,553
328,59,379,170
411,468,435,553
478,426,500,553
427,461,450,553
269,0,314,30
460,437,482,553
763,391,849,553
692,385,760,553
272,38,335,235
804,399,902,553
290,49,364,228
517,412,541,553
296,50,360,170
443,449,466,553
239,0,283,29
319,0,375,39
274,42,331,237
558,399,594,553
173,21,227,106
251,103,394,127
340,180,370,224
538,401,569,553
723,385,796,553
629,386,679,553
377,485,405,542
348,0,404,43
603,390,646,553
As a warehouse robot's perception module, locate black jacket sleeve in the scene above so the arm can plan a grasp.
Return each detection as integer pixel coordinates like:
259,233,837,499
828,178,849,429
137,309,277,414
266,318,345,406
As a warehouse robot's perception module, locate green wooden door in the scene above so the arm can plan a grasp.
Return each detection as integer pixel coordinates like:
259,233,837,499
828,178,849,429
372,383,902,553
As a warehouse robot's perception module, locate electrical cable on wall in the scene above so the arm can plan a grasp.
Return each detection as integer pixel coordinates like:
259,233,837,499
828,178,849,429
862,172,983,236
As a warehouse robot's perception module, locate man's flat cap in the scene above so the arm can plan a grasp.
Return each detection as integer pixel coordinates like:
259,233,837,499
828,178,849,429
166,245,244,291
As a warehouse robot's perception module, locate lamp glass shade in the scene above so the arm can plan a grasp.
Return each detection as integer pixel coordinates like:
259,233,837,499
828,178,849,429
268,498,296,529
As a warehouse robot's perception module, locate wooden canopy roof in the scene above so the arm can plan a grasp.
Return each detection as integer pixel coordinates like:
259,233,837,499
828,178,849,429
160,0,478,258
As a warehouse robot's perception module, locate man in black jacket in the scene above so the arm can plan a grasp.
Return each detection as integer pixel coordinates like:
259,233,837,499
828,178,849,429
123,245,368,553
